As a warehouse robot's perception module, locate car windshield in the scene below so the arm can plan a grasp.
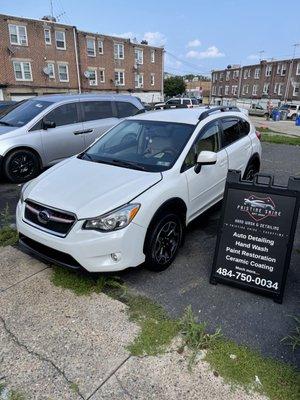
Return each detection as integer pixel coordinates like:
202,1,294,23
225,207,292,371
81,119,195,172
0,99,53,127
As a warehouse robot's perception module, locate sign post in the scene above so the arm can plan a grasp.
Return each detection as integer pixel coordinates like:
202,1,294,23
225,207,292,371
210,170,300,303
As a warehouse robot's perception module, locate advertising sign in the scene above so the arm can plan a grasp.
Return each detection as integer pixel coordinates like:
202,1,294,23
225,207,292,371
210,170,300,303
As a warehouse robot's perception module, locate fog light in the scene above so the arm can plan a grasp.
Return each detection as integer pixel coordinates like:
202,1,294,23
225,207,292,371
111,253,121,262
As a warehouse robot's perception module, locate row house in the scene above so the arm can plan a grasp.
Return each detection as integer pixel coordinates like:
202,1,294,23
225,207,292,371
211,59,300,106
0,14,164,103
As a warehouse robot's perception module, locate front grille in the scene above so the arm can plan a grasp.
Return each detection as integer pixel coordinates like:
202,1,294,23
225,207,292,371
24,200,76,237
19,234,81,269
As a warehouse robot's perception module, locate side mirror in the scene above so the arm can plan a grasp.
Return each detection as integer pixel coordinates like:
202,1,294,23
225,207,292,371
42,120,56,130
194,151,217,173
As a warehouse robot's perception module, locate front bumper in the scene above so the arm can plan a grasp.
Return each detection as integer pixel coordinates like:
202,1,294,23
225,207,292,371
16,201,146,272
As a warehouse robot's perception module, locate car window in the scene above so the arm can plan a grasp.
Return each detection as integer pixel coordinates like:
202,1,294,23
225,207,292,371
290,105,297,110
45,103,79,127
182,99,190,105
221,118,242,147
183,121,220,170
238,119,250,138
116,101,140,118
167,99,180,105
82,101,113,122
192,99,199,105
0,100,52,128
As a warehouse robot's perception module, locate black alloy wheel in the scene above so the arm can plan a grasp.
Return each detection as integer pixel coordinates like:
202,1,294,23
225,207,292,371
145,213,183,272
4,149,40,183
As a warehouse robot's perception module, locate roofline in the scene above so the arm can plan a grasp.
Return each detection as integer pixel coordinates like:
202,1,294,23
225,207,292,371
212,57,300,73
0,13,164,50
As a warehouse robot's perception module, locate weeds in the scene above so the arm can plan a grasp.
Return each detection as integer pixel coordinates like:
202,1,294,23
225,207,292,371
0,204,18,247
281,315,300,352
261,133,300,146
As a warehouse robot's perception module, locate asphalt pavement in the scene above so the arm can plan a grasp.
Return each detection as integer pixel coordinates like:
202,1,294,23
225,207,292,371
0,142,299,368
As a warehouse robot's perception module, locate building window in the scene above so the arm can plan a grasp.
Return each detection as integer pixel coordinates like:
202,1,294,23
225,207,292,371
277,63,287,76
115,70,125,85
233,70,239,78
231,85,237,95
252,84,258,96
87,68,97,86
99,69,105,83
58,63,69,82
219,72,224,81
293,85,299,97
278,83,284,96
296,63,300,76
254,68,260,79
242,85,249,95
151,49,155,63
274,83,278,94
98,40,103,54
135,73,144,88
212,73,217,83
226,71,230,81
224,85,229,95
218,86,223,96
114,43,124,59
87,38,96,57
263,83,270,95
134,48,143,65
55,31,66,50
212,86,216,95
150,73,155,86
44,29,51,45
9,24,28,45
265,65,272,77
13,61,32,81
244,69,250,79
47,62,55,79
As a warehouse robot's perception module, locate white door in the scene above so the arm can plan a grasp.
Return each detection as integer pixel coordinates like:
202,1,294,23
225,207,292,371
80,100,119,148
183,120,228,221
220,117,252,174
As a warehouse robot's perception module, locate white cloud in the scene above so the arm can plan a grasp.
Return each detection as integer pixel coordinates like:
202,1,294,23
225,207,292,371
186,46,225,59
247,54,260,60
143,32,166,47
187,39,201,48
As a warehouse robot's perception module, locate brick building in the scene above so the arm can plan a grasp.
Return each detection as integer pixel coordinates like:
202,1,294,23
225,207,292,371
211,59,300,106
0,14,164,103
184,77,211,104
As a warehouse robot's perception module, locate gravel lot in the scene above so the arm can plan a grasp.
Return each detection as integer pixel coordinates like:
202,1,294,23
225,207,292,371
0,142,299,368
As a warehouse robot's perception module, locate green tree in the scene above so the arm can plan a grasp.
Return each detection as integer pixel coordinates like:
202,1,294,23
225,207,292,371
164,76,186,97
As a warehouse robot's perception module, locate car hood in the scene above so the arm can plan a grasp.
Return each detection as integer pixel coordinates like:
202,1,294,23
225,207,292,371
0,125,18,137
25,157,162,219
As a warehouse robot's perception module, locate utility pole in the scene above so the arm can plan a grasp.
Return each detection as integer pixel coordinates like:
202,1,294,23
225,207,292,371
284,43,300,102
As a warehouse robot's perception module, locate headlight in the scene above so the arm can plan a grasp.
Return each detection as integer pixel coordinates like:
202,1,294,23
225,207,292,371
83,203,140,232
19,181,31,203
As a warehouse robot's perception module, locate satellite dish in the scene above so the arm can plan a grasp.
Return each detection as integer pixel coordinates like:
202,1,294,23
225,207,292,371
43,66,51,76
84,70,91,78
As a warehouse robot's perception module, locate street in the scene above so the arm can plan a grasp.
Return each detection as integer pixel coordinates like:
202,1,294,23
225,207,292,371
0,142,299,368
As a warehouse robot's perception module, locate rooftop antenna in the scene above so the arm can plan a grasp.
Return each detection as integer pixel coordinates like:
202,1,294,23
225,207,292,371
50,0,54,19
292,43,300,59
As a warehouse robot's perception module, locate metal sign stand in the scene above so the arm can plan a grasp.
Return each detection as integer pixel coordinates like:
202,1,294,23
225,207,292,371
210,170,300,303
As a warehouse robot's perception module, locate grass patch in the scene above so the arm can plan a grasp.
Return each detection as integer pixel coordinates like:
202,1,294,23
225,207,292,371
206,339,300,400
281,315,300,352
261,133,300,146
51,266,123,296
0,204,18,247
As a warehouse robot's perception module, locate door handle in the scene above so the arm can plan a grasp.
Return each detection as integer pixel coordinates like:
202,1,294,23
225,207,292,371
73,129,93,135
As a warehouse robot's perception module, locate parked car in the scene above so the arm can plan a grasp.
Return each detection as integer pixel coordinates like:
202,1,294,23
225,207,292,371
0,94,144,183
248,104,269,117
279,104,300,120
154,97,200,110
0,101,17,116
17,106,262,273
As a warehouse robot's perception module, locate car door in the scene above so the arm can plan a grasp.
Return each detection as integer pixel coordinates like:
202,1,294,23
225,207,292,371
37,101,85,165
220,117,252,174
80,100,119,147
183,119,228,220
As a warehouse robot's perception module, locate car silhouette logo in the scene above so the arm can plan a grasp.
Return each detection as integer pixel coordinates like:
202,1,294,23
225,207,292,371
242,195,276,221
38,210,51,224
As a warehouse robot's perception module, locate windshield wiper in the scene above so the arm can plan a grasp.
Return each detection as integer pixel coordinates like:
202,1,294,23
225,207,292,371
111,159,146,171
0,121,13,126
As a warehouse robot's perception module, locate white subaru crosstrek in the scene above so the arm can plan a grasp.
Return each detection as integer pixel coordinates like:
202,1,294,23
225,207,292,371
17,106,262,273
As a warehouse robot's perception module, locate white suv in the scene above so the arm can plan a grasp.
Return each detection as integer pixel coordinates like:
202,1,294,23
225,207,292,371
154,97,200,110
17,106,261,273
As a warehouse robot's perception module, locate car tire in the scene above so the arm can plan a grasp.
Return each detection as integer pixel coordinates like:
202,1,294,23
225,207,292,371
243,162,258,182
3,149,40,183
144,212,183,272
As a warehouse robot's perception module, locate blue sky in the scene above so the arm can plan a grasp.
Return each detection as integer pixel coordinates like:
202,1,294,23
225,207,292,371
1,0,300,75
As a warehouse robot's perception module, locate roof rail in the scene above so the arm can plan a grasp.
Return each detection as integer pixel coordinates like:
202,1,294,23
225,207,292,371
198,106,240,121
